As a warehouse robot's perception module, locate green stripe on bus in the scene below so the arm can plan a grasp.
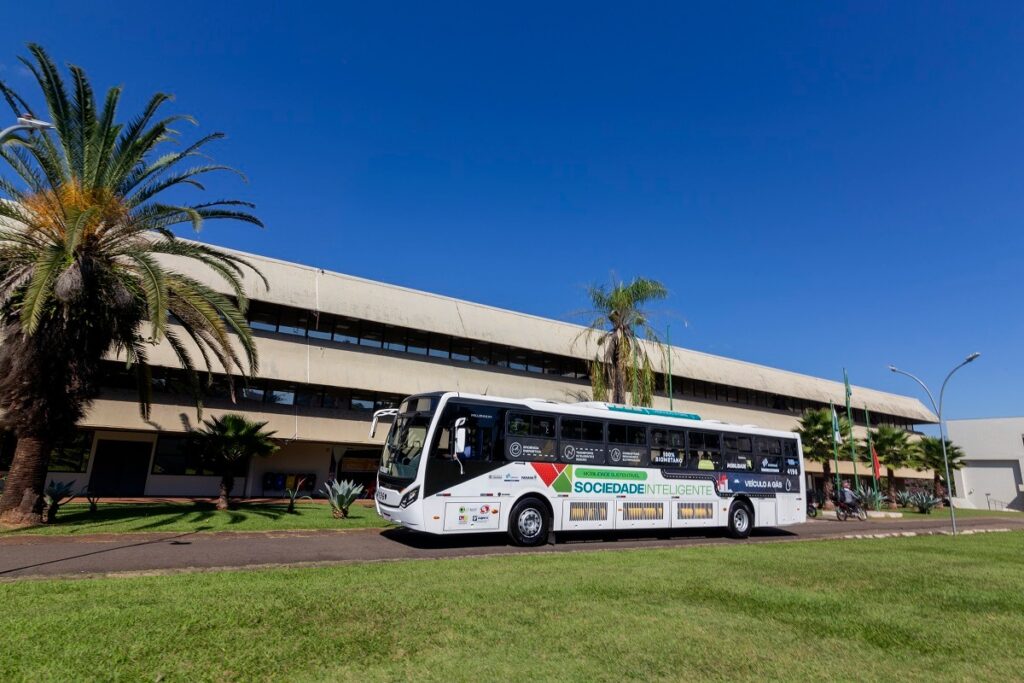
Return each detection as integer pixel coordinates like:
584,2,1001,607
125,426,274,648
606,405,701,421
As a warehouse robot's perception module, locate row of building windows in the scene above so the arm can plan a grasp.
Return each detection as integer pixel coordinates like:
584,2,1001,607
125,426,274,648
240,300,917,429
101,363,404,414
245,301,591,379
0,431,94,473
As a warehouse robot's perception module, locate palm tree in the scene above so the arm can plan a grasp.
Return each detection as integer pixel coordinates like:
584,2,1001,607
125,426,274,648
189,414,278,509
580,276,667,406
915,436,966,500
864,425,917,508
797,408,850,507
0,45,264,526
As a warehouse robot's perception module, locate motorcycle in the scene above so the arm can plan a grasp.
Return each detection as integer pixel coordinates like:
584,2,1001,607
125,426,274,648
835,500,867,522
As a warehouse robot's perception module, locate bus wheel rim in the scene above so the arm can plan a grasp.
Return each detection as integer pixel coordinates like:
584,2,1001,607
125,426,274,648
519,509,542,538
734,508,749,533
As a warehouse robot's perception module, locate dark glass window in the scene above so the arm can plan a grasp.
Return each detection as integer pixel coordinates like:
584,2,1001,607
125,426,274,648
359,324,383,349
608,423,647,445
508,350,528,371
333,318,359,344
384,326,406,352
561,419,604,442
307,313,333,341
49,431,94,473
688,430,722,470
526,354,545,374
450,340,471,362
248,302,279,332
756,438,782,455
350,395,374,412
428,334,450,358
321,388,348,410
375,396,400,411
405,330,429,356
295,388,322,408
278,309,308,337
152,436,247,477
491,346,510,368
507,412,556,438
470,344,490,365
241,384,265,402
267,386,296,406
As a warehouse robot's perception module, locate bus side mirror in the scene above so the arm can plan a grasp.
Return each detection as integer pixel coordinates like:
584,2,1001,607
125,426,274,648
454,417,467,456
452,417,467,476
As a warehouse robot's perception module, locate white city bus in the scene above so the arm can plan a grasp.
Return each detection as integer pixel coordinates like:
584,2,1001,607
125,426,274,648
372,392,805,546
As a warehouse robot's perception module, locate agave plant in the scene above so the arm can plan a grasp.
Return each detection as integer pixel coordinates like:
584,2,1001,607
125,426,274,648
895,490,913,508
908,491,941,514
322,479,364,519
855,486,888,512
42,479,76,523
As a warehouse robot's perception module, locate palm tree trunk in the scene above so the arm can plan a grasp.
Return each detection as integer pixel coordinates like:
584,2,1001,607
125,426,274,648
886,467,898,509
610,335,626,405
217,474,234,510
0,436,52,526
822,460,835,509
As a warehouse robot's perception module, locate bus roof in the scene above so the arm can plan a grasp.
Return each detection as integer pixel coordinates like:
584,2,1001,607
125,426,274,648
444,392,799,440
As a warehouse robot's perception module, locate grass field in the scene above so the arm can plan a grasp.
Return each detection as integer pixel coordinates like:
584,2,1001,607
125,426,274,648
0,502,391,536
2,532,1022,682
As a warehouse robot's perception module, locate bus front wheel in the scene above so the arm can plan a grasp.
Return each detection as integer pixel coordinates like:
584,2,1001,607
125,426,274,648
508,498,550,547
727,501,753,539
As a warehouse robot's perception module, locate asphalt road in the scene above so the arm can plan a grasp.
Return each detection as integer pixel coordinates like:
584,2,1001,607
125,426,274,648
1,515,1021,580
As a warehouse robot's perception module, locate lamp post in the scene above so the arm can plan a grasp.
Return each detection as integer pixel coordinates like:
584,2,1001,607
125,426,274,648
888,352,981,535
0,115,54,145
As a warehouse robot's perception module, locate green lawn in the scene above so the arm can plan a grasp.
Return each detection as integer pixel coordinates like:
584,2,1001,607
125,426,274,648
2,532,1022,682
0,501,391,536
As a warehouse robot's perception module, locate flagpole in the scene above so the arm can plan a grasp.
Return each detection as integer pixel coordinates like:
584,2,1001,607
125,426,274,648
865,404,878,496
844,369,859,489
830,401,841,494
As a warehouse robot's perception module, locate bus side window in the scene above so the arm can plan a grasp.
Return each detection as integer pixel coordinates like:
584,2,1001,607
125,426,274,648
689,431,723,470
435,404,505,462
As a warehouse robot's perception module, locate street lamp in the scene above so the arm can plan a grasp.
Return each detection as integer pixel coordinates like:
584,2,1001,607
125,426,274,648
888,352,981,535
0,114,54,145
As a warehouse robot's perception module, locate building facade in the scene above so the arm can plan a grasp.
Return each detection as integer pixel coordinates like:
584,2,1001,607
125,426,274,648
946,418,1024,511
0,247,937,498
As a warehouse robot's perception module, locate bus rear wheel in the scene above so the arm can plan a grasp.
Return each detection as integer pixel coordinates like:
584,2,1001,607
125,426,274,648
508,498,549,547
727,501,753,539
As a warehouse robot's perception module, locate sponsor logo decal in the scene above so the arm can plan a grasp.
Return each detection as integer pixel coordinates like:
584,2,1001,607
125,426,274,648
509,442,523,458
530,464,713,497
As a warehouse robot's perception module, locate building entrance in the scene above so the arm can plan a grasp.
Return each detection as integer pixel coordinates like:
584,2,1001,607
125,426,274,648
88,439,152,496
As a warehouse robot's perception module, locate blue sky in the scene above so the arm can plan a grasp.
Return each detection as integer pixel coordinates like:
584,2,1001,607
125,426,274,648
2,2,1021,420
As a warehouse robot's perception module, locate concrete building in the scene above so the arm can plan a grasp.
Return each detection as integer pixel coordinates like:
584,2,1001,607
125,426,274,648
946,418,1024,511
0,247,937,498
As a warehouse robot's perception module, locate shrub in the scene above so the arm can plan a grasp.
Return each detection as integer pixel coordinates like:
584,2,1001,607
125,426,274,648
908,491,941,514
322,479,364,519
82,487,100,513
43,480,77,523
896,490,913,508
285,477,312,514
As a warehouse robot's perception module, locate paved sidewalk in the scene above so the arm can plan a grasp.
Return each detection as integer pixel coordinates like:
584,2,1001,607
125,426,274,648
1,515,1021,580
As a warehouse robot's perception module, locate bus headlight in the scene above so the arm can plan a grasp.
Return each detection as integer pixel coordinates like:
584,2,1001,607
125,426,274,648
400,487,420,508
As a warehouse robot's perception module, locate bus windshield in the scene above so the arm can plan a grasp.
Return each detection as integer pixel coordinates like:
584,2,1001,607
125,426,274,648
379,414,431,480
